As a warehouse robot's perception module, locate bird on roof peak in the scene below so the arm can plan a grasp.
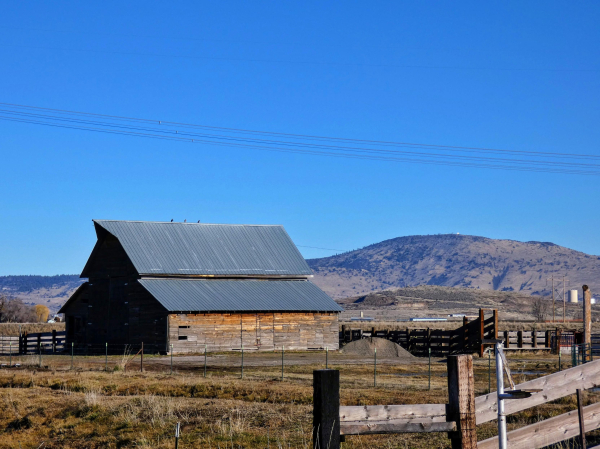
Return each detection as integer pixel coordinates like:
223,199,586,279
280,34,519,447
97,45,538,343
184,219,187,223
171,219,173,222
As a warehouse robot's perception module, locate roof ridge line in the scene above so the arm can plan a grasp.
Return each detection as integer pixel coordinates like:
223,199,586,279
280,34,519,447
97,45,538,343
93,219,283,227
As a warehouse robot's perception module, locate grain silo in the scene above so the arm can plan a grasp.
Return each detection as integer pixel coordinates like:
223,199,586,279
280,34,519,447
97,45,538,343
568,289,578,303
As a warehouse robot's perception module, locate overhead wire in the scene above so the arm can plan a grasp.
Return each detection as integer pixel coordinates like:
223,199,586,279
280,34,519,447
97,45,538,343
0,102,599,176
2,108,598,170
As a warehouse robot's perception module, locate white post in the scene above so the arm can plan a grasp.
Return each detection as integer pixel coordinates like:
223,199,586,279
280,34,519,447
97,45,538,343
496,343,507,449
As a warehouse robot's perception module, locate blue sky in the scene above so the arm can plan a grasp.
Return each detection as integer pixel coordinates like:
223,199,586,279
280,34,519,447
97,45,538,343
0,2,599,275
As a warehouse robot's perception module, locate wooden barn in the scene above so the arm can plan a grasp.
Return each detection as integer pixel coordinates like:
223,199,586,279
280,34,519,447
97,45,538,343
59,220,342,353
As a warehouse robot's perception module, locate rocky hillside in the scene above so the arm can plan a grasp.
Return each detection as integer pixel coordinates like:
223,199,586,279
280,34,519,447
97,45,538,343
0,275,84,314
307,234,600,299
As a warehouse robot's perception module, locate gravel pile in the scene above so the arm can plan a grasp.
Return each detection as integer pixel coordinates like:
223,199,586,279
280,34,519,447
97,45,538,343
340,337,415,360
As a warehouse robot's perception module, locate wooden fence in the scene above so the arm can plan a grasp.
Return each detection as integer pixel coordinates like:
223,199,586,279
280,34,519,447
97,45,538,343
340,309,498,357
314,355,600,449
0,331,66,355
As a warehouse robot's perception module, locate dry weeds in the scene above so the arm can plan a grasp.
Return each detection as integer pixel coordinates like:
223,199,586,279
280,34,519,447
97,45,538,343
0,352,598,448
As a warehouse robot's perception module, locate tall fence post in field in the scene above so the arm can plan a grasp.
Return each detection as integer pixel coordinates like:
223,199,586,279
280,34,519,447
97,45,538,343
313,370,340,449
583,285,592,362
447,354,477,449
140,342,144,373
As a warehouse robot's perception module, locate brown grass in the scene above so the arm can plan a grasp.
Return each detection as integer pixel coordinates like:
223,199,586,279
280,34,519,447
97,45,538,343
0,323,65,336
1,351,599,448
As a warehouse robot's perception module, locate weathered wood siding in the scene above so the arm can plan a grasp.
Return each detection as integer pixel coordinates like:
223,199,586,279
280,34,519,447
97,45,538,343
169,312,339,352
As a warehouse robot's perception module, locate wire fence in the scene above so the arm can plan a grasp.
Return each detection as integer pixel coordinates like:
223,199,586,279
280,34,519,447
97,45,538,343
0,342,566,394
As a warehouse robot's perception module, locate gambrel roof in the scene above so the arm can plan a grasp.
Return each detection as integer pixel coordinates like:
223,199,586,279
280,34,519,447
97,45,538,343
83,220,312,277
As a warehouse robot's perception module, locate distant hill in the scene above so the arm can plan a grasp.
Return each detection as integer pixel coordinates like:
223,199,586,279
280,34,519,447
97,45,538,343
307,234,600,299
0,275,84,314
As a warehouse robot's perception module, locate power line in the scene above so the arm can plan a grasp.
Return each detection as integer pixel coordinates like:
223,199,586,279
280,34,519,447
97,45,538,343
0,102,599,175
4,101,600,161
3,109,599,170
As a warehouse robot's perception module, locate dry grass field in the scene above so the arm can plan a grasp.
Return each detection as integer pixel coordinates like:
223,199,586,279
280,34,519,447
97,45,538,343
1,349,598,449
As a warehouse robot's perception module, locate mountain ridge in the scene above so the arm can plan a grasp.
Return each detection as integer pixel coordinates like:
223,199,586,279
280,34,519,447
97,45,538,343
307,234,600,299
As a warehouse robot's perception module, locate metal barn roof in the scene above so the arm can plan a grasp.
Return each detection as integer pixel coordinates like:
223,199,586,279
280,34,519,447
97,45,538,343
138,279,343,312
92,220,312,276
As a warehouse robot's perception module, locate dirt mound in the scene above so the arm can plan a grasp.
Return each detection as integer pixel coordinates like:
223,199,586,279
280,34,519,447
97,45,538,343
341,337,415,360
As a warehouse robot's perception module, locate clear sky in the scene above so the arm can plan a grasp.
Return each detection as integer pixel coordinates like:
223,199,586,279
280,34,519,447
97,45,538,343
0,2,599,276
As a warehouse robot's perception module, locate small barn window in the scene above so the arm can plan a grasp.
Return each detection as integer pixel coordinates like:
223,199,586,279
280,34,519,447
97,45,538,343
178,336,188,340
178,326,190,329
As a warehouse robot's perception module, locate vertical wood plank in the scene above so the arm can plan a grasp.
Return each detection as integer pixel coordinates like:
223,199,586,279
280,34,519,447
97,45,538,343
517,330,523,348
493,309,498,340
447,355,477,449
479,309,485,357
313,370,340,449
583,285,592,361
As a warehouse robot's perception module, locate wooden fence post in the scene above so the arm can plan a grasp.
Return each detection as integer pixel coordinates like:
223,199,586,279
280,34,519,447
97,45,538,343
52,330,57,353
504,330,509,348
545,330,551,348
517,331,523,348
313,370,340,449
493,309,498,340
447,355,477,449
479,309,485,357
583,285,592,362
532,330,537,348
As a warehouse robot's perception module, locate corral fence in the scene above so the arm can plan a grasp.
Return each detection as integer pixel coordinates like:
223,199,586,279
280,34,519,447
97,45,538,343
313,353,600,449
340,309,499,357
340,308,600,358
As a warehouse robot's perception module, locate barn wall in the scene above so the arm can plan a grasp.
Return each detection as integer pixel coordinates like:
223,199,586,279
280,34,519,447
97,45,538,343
63,279,168,352
168,312,339,352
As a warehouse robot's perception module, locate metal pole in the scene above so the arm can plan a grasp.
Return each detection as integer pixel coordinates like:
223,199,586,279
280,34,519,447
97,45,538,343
204,344,207,378
559,348,562,371
488,349,491,392
281,345,284,381
326,347,328,369
170,344,173,375
241,344,244,379
496,343,507,449
174,421,180,449
105,342,108,371
374,348,377,387
71,342,73,370
428,347,431,390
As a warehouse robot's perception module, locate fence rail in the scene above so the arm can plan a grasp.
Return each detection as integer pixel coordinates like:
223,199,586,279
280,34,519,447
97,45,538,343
315,355,600,449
